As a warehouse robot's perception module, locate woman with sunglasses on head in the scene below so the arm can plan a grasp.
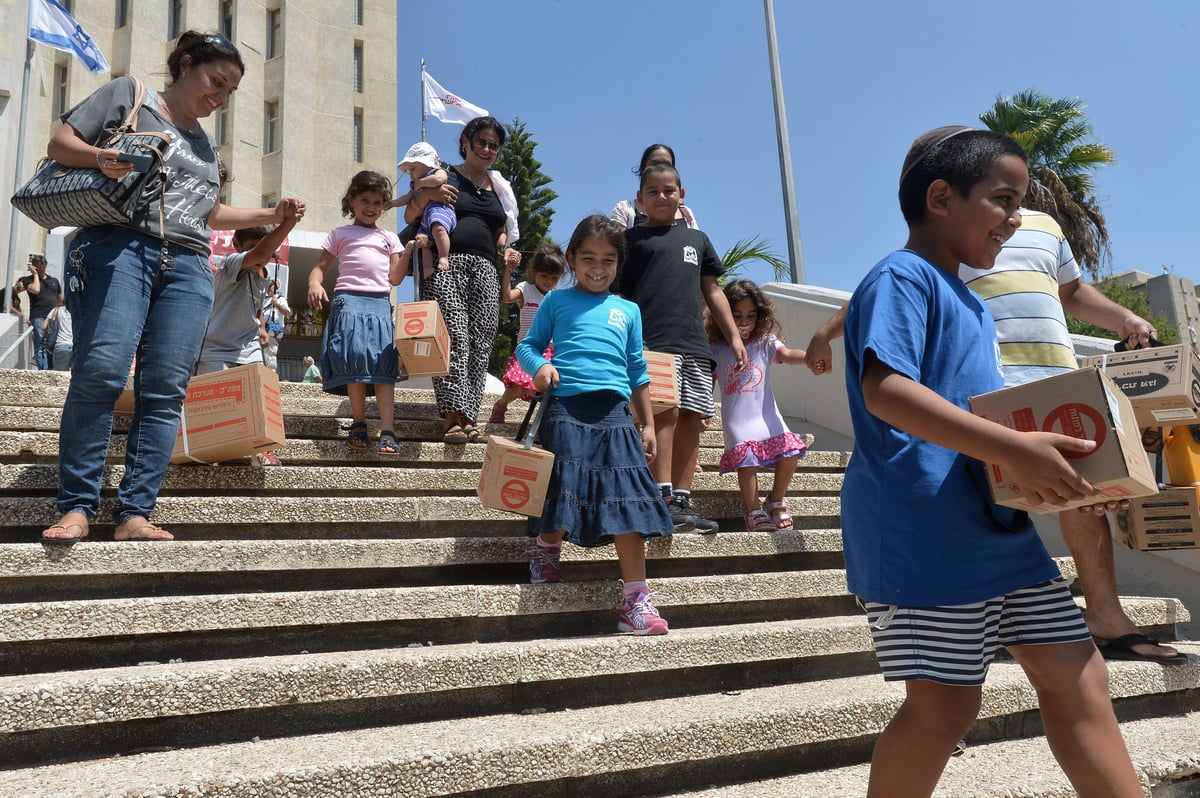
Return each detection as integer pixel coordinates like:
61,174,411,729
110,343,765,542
405,116,520,444
39,31,306,545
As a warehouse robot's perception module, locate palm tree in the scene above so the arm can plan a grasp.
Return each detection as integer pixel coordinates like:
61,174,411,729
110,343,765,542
721,236,789,284
980,89,1115,278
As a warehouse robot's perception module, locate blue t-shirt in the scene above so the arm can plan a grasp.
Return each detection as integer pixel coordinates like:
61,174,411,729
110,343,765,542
841,249,1061,606
516,288,650,399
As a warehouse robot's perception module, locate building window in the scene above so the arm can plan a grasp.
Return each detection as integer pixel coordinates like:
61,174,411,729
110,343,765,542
264,101,279,154
266,8,282,59
353,44,363,93
115,0,128,28
262,192,278,209
215,102,231,146
52,62,69,119
353,0,363,25
353,109,363,163
169,0,184,40
219,0,234,38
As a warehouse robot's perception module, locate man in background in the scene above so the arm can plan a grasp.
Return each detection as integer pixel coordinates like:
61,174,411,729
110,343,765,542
10,254,62,370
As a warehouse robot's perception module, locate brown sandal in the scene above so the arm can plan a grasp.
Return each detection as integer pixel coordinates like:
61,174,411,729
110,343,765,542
443,422,469,444
41,522,89,546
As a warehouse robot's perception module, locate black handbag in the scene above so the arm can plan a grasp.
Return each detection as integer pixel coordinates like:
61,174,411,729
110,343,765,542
11,79,170,231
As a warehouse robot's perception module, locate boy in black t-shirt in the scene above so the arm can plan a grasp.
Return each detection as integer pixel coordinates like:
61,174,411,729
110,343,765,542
618,163,746,533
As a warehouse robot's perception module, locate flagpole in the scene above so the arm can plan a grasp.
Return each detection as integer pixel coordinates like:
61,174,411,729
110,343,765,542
4,39,35,317
420,59,426,142
764,0,805,284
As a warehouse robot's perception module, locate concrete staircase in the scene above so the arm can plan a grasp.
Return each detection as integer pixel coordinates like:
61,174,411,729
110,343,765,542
0,368,1196,797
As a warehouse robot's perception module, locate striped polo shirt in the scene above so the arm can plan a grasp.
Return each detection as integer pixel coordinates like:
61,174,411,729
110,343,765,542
960,209,1082,372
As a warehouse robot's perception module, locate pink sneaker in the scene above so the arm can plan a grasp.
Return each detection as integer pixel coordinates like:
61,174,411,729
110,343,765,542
529,544,561,584
617,591,669,635
253,451,282,467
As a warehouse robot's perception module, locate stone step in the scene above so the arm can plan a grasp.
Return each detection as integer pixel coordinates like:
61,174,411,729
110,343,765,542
665,706,1200,797
0,380,452,411
0,617,875,746
0,386,733,433
0,408,737,449
0,495,847,537
17,557,1181,650
0,431,845,469
0,374,730,424
0,570,855,644
0,531,846,578
0,463,843,496
4,600,1186,743
1,648,1195,798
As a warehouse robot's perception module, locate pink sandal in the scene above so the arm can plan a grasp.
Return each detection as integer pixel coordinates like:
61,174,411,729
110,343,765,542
764,499,793,531
488,402,507,424
745,509,776,532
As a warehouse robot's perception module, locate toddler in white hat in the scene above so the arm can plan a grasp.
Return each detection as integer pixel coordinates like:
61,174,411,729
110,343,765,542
396,141,456,277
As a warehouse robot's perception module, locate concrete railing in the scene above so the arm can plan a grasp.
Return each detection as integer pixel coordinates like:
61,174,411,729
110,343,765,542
0,314,33,369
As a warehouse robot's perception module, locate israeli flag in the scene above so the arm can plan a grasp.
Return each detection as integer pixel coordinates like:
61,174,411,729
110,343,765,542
27,0,110,74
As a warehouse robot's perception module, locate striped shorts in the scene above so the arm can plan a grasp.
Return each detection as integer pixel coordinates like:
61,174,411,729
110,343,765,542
674,353,716,419
863,578,1091,686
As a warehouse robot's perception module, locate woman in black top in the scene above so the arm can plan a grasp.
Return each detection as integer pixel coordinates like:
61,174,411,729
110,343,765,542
406,116,520,443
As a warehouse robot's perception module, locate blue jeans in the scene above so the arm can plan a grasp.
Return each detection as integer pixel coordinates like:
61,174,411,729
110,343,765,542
52,346,73,371
30,316,54,369
58,226,215,524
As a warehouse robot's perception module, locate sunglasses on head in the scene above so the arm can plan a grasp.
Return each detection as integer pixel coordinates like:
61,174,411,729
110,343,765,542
198,33,236,52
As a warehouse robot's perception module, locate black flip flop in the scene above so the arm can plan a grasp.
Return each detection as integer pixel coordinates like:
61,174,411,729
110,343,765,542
1095,633,1187,666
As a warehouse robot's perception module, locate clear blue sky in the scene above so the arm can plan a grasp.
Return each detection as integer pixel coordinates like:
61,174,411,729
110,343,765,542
399,1,1199,294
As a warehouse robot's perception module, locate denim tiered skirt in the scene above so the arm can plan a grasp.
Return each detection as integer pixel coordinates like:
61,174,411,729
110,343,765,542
321,290,397,396
531,391,675,547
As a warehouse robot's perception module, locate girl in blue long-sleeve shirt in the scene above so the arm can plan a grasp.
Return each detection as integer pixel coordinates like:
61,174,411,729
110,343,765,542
516,215,675,635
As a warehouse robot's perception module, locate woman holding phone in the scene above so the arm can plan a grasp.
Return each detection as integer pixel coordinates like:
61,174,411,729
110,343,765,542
39,31,305,545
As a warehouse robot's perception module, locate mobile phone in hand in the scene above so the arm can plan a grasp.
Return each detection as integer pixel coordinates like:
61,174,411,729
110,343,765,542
117,152,153,173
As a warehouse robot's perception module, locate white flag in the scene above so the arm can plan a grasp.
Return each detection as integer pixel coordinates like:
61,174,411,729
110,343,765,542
27,0,109,74
422,72,487,126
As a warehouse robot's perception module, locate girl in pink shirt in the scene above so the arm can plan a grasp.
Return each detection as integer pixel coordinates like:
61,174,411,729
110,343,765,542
307,170,405,454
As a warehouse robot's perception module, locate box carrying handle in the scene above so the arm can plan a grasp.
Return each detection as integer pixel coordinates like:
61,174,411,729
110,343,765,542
516,389,551,450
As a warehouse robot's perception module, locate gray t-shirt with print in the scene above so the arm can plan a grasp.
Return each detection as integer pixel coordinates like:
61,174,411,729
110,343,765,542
198,251,266,368
60,76,220,255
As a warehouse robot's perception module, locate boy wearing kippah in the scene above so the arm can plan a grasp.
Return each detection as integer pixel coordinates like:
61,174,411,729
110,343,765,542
841,126,1140,797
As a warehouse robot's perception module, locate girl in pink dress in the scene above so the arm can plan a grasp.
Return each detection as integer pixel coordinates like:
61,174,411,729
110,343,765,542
489,243,566,423
708,280,809,531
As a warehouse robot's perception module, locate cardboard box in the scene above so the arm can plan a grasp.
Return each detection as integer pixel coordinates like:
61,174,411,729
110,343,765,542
1080,344,1200,428
171,363,285,464
477,436,555,517
643,350,680,415
394,301,450,378
1116,488,1200,551
968,367,1158,511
